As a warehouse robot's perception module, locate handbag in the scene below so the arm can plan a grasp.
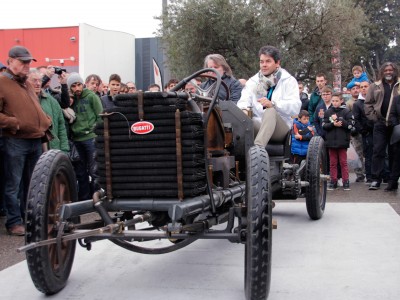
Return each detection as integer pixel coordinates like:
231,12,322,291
68,141,80,162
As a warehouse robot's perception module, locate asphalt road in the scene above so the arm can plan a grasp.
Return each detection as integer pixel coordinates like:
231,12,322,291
0,172,399,272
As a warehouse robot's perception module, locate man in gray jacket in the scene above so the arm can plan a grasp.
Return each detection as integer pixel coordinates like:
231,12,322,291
365,62,399,190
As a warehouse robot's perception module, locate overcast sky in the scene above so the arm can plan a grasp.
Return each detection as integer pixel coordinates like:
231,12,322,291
0,0,163,38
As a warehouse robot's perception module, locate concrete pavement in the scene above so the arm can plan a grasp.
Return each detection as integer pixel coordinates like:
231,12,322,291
1,202,399,300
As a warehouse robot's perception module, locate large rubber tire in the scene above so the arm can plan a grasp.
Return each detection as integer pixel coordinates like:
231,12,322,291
305,136,327,220
244,146,272,300
25,150,78,295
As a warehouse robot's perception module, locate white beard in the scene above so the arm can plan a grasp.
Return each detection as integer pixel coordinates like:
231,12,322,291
385,75,393,81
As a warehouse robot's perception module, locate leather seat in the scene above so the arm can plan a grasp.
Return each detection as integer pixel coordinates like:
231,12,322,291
265,131,291,158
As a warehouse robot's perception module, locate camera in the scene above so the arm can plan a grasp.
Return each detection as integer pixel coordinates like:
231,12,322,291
54,66,67,75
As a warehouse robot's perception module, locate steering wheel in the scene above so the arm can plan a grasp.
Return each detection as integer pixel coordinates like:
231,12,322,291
170,68,230,102
189,73,230,101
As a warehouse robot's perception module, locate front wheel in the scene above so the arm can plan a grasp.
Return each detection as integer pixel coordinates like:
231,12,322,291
25,150,78,295
244,146,272,300
305,136,327,220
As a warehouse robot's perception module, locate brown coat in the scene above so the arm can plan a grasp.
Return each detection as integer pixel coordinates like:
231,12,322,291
364,79,400,124
0,73,51,138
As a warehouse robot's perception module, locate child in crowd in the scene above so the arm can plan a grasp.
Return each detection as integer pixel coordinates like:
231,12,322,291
291,110,314,164
322,93,354,191
314,86,333,140
346,65,369,89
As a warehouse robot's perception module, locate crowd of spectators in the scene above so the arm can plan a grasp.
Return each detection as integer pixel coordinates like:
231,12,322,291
1,45,399,236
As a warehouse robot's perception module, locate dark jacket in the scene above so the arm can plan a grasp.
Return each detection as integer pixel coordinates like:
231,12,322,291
100,93,116,110
322,105,354,149
314,101,332,139
353,98,374,135
300,92,309,112
308,87,322,124
291,118,314,156
201,73,242,104
45,84,70,109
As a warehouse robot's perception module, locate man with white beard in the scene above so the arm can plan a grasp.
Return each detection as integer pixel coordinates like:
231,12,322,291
364,62,400,190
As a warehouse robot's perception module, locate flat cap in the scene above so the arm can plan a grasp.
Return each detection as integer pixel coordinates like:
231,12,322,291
8,46,37,62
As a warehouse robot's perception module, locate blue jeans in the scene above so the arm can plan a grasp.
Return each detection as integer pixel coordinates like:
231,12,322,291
3,137,42,228
0,136,6,213
72,159,90,201
74,138,98,200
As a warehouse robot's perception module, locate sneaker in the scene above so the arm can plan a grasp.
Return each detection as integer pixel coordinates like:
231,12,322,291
365,178,373,185
355,175,365,182
382,178,389,185
6,224,25,236
327,181,338,191
343,180,351,191
368,181,380,190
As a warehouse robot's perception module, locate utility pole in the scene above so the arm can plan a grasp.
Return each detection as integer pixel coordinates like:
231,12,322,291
162,0,167,13
331,44,341,93
161,0,172,84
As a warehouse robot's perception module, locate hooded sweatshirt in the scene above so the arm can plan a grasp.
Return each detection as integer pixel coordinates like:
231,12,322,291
70,88,103,142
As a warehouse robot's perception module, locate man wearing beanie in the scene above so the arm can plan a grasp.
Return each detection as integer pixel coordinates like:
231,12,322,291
68,72,103,200
0,46,52,235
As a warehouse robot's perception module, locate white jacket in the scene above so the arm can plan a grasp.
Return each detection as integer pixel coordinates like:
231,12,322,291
237,68,301,128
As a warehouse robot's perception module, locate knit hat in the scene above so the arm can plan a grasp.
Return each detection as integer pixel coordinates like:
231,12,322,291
67,72,84,89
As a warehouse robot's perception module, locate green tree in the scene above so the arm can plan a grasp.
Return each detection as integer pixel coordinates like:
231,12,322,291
353,0,400,80
157,0,365,84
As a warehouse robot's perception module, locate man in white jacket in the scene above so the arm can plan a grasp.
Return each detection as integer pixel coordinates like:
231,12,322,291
238,45,301,147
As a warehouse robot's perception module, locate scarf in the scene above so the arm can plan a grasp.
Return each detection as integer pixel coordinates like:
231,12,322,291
254,68,282,98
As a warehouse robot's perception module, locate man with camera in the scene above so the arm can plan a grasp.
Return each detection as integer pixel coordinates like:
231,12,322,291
37,65,70,109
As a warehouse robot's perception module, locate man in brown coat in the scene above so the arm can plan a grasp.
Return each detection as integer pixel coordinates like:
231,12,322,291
0,46,51,235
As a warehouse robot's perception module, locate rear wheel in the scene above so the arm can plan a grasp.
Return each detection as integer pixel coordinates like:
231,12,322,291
305,136,327,220
25,150,78,295
244,146,272,300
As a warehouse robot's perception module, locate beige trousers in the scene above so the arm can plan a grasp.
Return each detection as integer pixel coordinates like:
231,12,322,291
254,107,290,147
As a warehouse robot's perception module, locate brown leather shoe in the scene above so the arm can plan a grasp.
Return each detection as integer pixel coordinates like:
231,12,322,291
7,224,25,236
